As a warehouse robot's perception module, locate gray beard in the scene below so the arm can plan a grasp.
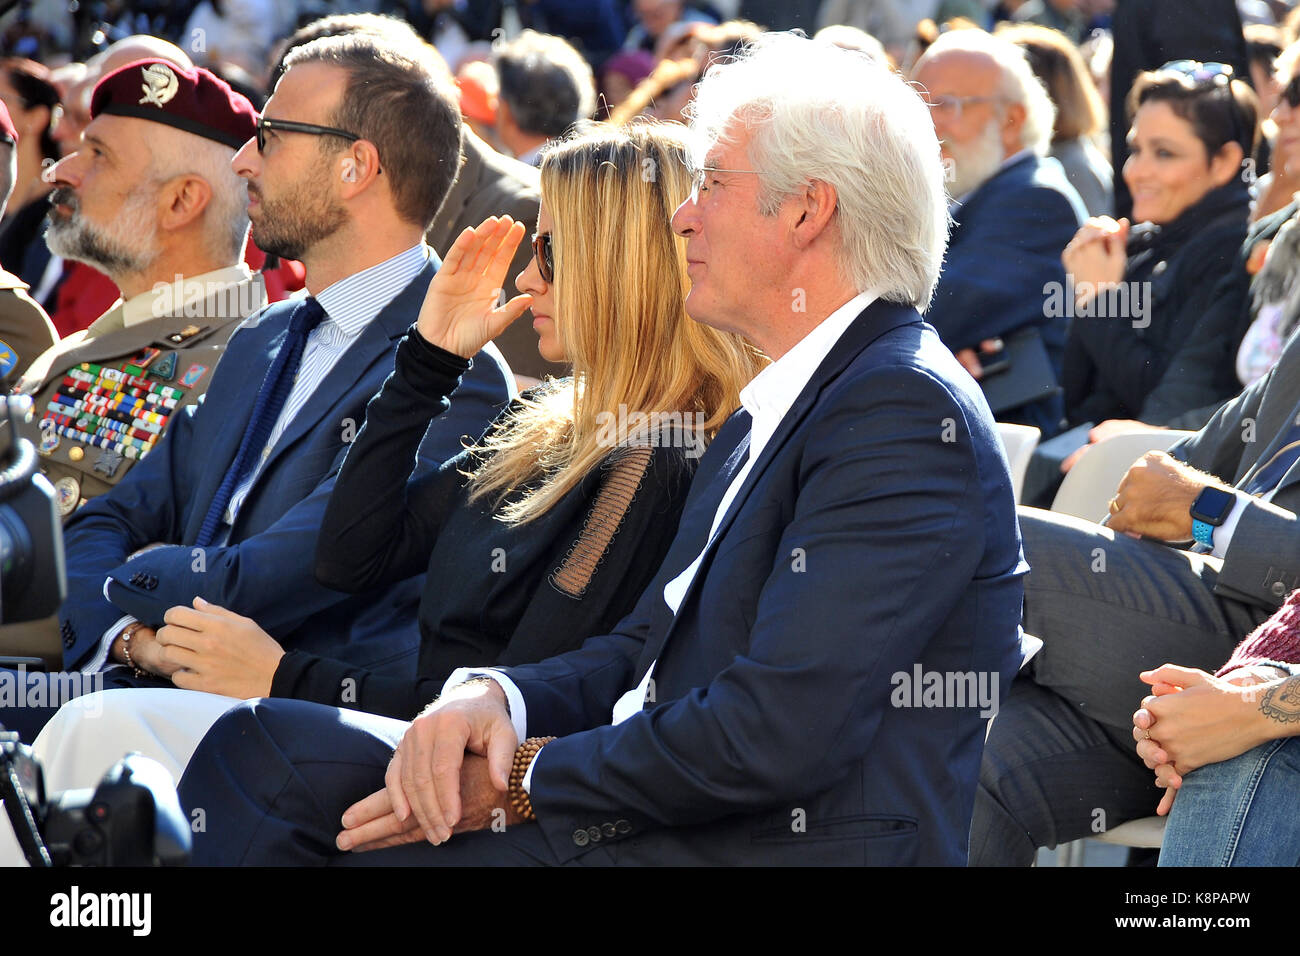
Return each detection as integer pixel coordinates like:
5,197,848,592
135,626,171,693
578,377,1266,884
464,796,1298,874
43,187,159,279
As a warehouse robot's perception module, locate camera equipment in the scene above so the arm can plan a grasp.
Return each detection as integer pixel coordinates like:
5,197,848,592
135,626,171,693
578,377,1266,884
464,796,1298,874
0,395,64,624
0,725,190,866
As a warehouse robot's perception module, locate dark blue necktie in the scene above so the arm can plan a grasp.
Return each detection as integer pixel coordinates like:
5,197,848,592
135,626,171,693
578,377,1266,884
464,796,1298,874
1243,410,1300,497
194,297,327,547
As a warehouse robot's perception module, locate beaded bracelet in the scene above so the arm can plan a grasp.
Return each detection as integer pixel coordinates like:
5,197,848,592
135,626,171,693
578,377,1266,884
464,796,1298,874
508,736,556,822
119,621,148,678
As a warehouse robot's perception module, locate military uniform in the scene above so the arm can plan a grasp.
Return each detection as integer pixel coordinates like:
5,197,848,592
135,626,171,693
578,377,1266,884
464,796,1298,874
18,271,268,514
0,266,57,386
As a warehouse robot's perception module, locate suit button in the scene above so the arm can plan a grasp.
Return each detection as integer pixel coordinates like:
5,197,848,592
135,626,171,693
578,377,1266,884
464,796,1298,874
572,829,589,847
586,826,602,843
601,823,616,838
1273,581,1288,597
615,819,631,834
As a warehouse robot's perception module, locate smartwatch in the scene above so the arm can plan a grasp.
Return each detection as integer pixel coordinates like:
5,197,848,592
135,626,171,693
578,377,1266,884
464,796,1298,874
1190,486,1237,548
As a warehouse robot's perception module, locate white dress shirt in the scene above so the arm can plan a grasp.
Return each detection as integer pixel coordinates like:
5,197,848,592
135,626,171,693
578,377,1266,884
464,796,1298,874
444,290,880,787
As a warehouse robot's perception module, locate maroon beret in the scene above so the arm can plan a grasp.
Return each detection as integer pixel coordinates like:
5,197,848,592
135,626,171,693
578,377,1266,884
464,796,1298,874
0,99,15,146
90,59,257,150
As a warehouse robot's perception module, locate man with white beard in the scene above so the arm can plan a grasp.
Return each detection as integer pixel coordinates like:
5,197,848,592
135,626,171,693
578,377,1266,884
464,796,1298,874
912,29,1086,437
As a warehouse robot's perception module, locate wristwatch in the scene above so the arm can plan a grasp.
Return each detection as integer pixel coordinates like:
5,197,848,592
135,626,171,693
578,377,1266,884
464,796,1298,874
1190,486,1236,548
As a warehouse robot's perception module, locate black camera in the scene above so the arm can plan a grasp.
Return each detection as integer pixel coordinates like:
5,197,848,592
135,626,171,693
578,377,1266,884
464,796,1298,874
0,726,190,866
0,394,64,624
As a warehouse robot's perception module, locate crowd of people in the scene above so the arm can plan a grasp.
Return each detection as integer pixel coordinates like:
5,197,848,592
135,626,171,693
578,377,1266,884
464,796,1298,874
0,0,1295,869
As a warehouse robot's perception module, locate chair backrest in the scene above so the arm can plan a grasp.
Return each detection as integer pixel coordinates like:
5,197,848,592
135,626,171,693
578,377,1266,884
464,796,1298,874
996,422,1041,504
1050,429,1196,522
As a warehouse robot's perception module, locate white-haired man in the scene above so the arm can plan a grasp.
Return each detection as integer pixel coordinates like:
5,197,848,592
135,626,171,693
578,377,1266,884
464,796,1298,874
179,31,1027,867
912,29,1086,437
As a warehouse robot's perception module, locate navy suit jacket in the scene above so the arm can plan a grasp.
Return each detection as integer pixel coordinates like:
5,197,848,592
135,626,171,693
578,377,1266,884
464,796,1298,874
499,300,1027,865
57,260,512,675
927,153,1085,367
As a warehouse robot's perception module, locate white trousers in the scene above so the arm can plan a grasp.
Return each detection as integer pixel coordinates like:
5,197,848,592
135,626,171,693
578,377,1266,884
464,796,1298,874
1,688,239,866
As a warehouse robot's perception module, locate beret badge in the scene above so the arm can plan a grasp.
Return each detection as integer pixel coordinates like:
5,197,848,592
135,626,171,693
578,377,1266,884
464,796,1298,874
139,64,179,108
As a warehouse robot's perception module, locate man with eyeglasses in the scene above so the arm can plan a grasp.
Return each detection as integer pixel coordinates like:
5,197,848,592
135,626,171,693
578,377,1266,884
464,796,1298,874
0,34,511,745
911,29,1086,438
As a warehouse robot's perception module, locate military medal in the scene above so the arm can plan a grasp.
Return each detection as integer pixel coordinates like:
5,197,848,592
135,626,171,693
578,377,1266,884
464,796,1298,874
53,476,80,517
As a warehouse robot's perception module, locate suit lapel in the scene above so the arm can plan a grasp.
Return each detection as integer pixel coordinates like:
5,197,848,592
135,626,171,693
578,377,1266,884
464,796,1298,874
239,262,436,495
638,299,923,672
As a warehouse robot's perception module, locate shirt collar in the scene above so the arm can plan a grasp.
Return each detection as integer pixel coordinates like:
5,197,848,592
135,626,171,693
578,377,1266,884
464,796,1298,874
311,243,429,336
740,289,877,458
120,265,252,328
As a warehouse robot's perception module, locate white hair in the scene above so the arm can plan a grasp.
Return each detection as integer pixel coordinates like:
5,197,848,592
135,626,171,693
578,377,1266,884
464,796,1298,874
685,31,948,308
147,126,249,262
919,29,1057,156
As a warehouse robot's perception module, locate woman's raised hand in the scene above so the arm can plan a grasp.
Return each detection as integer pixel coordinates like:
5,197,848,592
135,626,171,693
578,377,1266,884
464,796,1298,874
417,216,534,359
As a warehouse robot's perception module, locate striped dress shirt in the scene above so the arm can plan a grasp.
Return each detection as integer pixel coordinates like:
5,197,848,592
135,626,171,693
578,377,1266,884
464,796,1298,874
222,243,430,526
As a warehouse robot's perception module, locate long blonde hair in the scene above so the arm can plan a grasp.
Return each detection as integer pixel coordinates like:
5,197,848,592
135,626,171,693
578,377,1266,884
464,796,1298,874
467,121,764,524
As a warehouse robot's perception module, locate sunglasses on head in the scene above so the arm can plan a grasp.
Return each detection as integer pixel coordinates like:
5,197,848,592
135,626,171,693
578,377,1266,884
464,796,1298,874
1159,59,1235,86
532,232,554,283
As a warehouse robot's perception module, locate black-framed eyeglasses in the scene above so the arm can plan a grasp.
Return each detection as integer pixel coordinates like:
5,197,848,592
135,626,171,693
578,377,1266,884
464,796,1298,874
256,116,362,153
532,232,553,283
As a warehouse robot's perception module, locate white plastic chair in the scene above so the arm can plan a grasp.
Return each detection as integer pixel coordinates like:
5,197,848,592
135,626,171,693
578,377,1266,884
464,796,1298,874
995,422,1040,504
1050,429,1196,522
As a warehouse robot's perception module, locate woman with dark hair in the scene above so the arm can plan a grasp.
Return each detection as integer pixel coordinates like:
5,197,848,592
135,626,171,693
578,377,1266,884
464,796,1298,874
999,22,1113,216
1059,61,1256,431
0,58,59,287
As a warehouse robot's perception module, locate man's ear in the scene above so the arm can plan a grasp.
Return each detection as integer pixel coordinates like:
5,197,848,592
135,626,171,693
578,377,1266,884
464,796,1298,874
790,179,838,249
338,140,381,197
1000,101,1027,157
158,174,212,232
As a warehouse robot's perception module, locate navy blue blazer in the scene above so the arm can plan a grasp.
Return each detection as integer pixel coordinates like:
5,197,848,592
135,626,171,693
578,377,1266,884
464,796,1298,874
501,300,1027,865
927,154,1085,365
57,260,512,675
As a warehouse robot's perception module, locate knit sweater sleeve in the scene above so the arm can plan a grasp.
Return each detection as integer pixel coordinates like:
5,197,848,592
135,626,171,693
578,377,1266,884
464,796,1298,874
1216,589,1300,676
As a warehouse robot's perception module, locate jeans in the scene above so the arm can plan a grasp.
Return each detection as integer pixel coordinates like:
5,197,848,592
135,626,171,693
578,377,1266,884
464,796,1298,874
1160,736,1300,866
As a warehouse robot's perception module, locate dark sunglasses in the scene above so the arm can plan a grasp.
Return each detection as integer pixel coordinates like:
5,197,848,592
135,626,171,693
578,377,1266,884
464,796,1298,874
1283,73,1300,109
256,116,361,153
532,232,553,283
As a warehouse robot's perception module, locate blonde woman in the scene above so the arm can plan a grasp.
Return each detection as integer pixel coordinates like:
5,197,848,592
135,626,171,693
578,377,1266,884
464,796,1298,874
26,122,762,798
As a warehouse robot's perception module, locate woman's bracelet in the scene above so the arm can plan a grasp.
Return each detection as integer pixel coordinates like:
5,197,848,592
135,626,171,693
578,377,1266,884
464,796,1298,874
508,736,555,822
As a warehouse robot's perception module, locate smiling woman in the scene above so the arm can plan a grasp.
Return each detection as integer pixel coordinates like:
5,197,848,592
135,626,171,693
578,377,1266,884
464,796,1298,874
1060,61,1257,429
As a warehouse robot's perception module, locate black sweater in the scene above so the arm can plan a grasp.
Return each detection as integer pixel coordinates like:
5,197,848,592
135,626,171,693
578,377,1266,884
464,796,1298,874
1063,179,1250,427
271,328,695,719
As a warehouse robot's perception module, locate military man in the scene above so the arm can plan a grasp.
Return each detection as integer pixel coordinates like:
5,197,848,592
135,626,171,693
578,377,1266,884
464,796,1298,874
0,97,56,385
16,59,265,514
